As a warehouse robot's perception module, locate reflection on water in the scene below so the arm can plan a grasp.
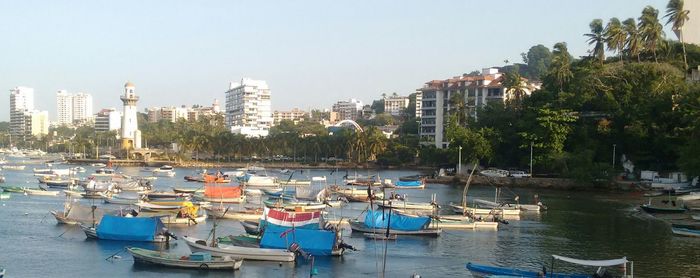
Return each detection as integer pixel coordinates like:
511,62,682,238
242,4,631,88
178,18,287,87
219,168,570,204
0,165,699,277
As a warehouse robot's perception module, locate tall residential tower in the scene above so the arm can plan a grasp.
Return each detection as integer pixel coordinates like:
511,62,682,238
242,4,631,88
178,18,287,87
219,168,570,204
225,78,272,137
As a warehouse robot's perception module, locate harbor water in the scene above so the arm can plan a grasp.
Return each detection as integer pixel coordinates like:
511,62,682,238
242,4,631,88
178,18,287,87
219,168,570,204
0,164,698,277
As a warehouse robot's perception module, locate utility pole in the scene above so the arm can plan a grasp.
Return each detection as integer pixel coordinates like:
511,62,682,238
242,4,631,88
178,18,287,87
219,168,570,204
529,142,534,176
612,144,617,169
458,146,462,175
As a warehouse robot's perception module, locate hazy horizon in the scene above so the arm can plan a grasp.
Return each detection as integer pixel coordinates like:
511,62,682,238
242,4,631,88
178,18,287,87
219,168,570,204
0,0,672,122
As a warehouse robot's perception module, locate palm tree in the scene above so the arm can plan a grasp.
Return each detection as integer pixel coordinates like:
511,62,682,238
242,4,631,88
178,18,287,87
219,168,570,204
665,0,690,69
639,6,666,63
585,19,606,64
502,70,527,107
549,42,573,92
449,91,467,126
604,17,627,62
623,18,643,62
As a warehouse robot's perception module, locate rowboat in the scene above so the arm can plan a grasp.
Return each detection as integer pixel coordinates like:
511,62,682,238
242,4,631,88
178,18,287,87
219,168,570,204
0,185,24,193
364,233,397,240
203,206,263,221
173,188,199,194
467,255,633,278
349,221,442,237
127,247,242,270
240,220,260,235
0,192,10,200
671,225,700,237
640,204,687,214
24,188,60,196
466,262,588,278
182,236,296,262
2,165,26,171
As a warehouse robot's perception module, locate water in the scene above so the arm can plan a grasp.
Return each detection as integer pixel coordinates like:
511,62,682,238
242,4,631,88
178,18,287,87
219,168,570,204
0,162,698,277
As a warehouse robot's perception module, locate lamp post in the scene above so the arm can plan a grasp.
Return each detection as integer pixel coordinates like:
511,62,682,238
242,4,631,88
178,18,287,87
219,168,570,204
458,146,462,175
529,142,533,176
612,144,617,169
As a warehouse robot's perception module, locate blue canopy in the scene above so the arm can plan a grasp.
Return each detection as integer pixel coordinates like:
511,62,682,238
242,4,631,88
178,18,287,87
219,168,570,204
363,210,430,231
466,262,590,278
395,180,422,187
96,215,164,242
260,223,336,256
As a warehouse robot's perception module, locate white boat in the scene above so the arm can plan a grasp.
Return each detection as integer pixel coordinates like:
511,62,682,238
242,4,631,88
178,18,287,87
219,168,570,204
203,206,263,221
428,215,499,230
245,175,279,187
92,168,116,177
194,194,246,204
508,170,531,178
127,247,243,270
449,203,522,216
480,169,509,178
678,192,700,202
671,226,700,237
2,165,26,171
183,236,296,262
152,165,176,177
691,215,700,221
472,198,541,212
91,163,107,167
159,213,207,225
376,199,438,211
24,188,60,196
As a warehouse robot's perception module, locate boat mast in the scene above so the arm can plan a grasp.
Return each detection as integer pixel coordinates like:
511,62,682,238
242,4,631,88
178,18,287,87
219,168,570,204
461,163,479,210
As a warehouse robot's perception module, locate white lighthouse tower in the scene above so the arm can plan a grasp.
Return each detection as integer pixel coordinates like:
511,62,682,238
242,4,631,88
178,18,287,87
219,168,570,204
120,81,141,150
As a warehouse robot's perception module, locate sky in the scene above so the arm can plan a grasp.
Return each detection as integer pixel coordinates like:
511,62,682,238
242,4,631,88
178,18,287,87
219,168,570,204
0,0,674,122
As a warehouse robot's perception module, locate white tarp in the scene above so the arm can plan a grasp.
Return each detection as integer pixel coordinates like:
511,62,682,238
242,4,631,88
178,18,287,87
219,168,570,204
552,255,628,267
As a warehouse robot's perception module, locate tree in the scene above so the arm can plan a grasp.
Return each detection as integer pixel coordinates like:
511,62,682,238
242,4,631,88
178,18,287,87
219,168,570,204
623,18,643,62
639,6,666,63
548,42,573,92
665,0,690,69
502,69,527,108
449,91,467,126
523,44,552,80
604,17,626,62
585,19,606,64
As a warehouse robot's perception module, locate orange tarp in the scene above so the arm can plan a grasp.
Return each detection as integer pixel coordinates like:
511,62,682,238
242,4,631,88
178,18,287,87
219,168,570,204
204,186,242,198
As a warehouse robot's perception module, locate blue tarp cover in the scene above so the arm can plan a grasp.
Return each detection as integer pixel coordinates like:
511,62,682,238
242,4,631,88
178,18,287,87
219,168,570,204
260,223,336,256
363,210,430,231
395,180,422,187
96,215,164,242
466,263,590,278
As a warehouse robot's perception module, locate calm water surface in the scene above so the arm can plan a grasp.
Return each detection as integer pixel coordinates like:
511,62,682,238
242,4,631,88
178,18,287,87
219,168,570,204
0,163,698,277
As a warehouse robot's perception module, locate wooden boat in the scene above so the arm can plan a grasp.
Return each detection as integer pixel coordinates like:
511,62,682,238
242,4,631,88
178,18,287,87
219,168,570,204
240,220,260,235
466,262,588,278
428,215,499,230
364,233,397,240
671,225,700,237
51,203,108,225
467,254,633,278
182,235,296,262
46,179,77,188
640,204,687,214
102,193,141,205
24,188,60,196
137,202,188,212
263,199,329,211
81,216,169,242
173,188,198,194
127,247,242,270
349,221,441,237
194,195,246,204
203,206,263,221
158,213,207,225
449,203,522,216
473,198,538,213
144,192,189,200
0,192,10,200
377,200,437,211
0,185,24,193
63,190,84,198
333,186,383,202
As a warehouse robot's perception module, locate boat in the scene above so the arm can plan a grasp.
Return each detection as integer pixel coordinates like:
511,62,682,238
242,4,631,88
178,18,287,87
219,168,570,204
24,188,60,196
155,212,207,225
467,255,632,278
50,203,108,225
0,185,24,193
183,236,296,262
45,179,77,188
263,199,329,211
1,165,26,171
173,187,199,194
473,198,541,213
427,214,499,230
449,203,522,216
351,209,440,237
240,220,260,235
72,166,86,173
480,169,509,178
127,247,242,270
91,163,107,167
382,179,425,189
364,233,397,240
102,193,142,205
144,191,189,200
377,199,438,212
678,192,700,202
243,174,279,187
81,215,171,242
203,206,263,221
333,186,384,202
152,165,176,177
0,267,4,278
194,185,246,203
0,192,9,200
643,191,664,197
349,221,441,236
692,215,700,221
639,203,687,214
671,225,700,237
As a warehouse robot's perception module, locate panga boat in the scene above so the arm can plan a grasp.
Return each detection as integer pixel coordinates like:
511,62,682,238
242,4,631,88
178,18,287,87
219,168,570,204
127,247,242,270
467,255,633,278
0,192,10,200
24,188,60,196
364,233,397,240
183,236,296,262
204,206,263,221
0,185,24,193
81,215,171,242
639,203,686,214
671,225,700,237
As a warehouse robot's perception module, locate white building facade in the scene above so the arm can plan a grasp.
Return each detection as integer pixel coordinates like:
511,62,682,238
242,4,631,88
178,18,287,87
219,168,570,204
9,86,35,138
56,90,73,125
272,108,308,125
225,78,272,137
383,94,410,116
94,108,122,132
72,92,93,124
331,99,364,121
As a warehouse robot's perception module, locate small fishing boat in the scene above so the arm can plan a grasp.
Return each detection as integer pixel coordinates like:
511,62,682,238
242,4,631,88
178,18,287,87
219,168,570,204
467,255,633,278
0,192,10,200
350,221,441,236
678,192,700,202
63,189,84,198
240,220,260,235
24,188,60,196
91,163,107,167
173,188,199,194
152,165,176,177
183,236,296,262
333,186,384,202
351,210,441,237
449,203,522,216
45,179,77,188
203,206,263,221
671,225,700,237
144,191,189,200
263,199,329,211
428,215,499,230
640,203,687,214
0,185,24,193
127,247,242,270
382,179,425,189
364,233,397,240
377,200,438,211
81,215,171,242
2,165,25,171
157,213,207,225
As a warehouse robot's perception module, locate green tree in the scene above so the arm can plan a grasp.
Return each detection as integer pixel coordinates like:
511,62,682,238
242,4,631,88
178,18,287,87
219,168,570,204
502,69,527,108
585,19,606,64
523,44,552,80
623,18,643,62
639,6,666,63
604,17,627,62
664,0,690,69
548,42,573,92
449,91,467,126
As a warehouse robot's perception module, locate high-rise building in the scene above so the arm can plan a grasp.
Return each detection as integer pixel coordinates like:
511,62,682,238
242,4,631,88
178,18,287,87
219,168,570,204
72,92,93,124
94,108,122,132
383,93,410,116
225,78,272,137
29,110,49,136
120,81,141,149
9,86,35,138
56,90,73,125
419,68,540,148
415,91,422,118
680,1,700,45
331,99,364,121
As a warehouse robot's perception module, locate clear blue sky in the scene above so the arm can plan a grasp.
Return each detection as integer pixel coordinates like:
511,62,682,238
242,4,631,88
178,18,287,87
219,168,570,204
0,0,673,121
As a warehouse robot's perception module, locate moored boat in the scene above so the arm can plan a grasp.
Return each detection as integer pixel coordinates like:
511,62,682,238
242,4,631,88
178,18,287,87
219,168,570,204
24,188,60,196
466,255,632,278
0,185,24,193
81,215,171,242
0,192,10,200
639,203,687,214
203,206,263,221
1,165,26,171
671,225,700,237
127,247,242,270
183,235,296,262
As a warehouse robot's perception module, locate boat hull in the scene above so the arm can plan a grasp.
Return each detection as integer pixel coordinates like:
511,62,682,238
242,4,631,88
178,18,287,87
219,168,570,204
349,221,441,237
671,227,700,237
128,247,242,270
466,262,588,278
640,204,686,214
183,236,295,262
204,207,262,221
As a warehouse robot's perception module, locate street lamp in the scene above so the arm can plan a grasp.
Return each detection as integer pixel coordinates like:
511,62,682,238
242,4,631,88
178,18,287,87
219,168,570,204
529,141,534,176
458,146,462,175
612,144,617,169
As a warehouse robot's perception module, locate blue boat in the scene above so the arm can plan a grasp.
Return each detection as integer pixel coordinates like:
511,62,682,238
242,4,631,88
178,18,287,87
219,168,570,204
259,223,342,256
466,262,589,278
82,215,170,242
363,210,431,231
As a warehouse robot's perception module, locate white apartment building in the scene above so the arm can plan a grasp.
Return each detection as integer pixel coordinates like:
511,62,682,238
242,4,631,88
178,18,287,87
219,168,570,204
147,99,222,123
383,93,409,116
9,86,35,138
29,110,49,136
273,108,308,125
331,99,364,121
415,91,422,118
225,78,273,137
681,1,700,45
72,92,93,124
94,108,122,132
56,90,73,125
419,68,540,148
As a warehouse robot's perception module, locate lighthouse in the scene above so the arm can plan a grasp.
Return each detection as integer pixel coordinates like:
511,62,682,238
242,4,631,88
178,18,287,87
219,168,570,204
120,81,142,150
